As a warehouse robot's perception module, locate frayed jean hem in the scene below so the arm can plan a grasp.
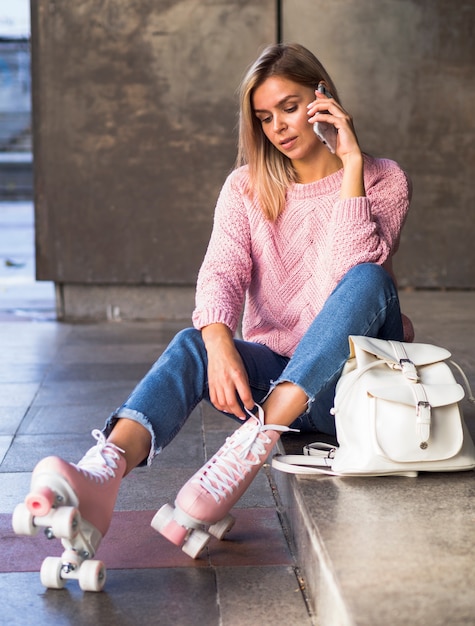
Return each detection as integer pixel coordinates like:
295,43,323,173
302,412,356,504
263,378,315,417
264,378,335,434
103,407,159,467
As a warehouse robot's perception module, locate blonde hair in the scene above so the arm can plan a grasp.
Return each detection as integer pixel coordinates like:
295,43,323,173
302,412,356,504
236,43,340,221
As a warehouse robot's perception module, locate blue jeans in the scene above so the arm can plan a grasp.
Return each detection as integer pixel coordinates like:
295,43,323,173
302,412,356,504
104,263,403,465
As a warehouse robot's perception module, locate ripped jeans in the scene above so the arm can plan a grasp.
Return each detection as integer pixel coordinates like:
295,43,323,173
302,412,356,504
103,263,403,465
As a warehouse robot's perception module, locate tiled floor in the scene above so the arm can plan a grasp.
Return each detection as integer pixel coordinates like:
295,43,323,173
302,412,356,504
0,202,313,625
0,319,314,625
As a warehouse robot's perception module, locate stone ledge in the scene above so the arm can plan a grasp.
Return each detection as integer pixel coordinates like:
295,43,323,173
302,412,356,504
55,283,195,322
272,410,475,626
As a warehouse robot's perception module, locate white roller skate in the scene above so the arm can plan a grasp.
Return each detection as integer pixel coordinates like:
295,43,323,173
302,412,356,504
12,430,126,592
151,404,297,558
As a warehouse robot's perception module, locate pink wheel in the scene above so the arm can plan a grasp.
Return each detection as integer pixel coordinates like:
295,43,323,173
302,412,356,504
151,505,189,547
159,520,188,547
25,486,56,516
160,518,189,547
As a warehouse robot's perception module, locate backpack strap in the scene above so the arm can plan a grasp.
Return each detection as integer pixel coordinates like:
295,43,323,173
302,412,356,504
272,443,339,475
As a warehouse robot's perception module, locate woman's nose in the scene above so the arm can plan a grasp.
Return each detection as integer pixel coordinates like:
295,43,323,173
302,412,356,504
273,114,286,132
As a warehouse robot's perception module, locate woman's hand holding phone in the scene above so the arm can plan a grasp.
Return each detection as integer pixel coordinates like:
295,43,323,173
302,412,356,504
307,83,361,162
307,82,365,197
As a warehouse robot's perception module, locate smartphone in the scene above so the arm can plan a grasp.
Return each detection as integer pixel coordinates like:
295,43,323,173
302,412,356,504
313,83,337,154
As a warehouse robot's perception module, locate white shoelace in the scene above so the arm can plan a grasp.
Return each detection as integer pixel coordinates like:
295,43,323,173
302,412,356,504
197,405,297,503
74,429,125,483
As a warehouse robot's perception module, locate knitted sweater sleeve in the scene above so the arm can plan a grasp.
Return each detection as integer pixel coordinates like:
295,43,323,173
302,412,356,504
325,157,411,282
192,170,251,333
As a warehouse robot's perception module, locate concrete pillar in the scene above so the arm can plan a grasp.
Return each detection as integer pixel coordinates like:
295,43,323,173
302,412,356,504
32,0,275,320
282,0,475,288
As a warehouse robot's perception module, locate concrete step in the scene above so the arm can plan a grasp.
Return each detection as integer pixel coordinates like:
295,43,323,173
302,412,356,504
271,291,475,625
273,421,475,625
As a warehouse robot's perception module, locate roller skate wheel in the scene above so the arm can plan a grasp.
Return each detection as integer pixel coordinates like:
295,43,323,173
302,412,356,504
12,503,39,536
25,486,56,517
208,513,235,540
151,503,174,532
40,556,67,590
182,528,210,559
151,504,188,547
157,518,188,547
51,506,80,540
79,559,106,592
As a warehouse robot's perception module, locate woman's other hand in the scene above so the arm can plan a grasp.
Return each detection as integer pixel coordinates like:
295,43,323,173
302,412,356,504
201,323,253,419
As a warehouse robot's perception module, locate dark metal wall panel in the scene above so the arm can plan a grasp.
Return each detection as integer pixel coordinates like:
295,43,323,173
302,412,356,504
283,0,475,288
33,1,475,290
33,0,276,284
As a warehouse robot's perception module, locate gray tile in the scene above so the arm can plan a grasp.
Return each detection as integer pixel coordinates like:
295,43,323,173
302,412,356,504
66,320,188,345
204,425,242,458
0,406,27,434
32,380,133,408
43,362,151,383
115,466,200,511
149,429,205,469
177,405,204,436
55,344,168,365
9,403,206,470
205,414,244,436
219,465,273,509
28,401,206,469
0,382,40,408
216,565,312,626
0,322,70,349
0,345,56,365
0,568,220,626
0,434,12,465
17,405,114,435
1,433,98,472
0,472,31,513
0,362,49,383
202,401,238,430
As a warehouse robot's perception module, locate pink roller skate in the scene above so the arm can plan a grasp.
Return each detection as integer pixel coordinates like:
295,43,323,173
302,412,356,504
151,404,297,558
12,430,126,592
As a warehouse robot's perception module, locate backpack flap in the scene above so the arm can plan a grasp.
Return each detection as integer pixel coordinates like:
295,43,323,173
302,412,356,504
367,383,465,463
349,335,452,369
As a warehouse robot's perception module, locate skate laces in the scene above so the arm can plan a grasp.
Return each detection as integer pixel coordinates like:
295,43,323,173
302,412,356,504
74,429,125,483
197,405,297,503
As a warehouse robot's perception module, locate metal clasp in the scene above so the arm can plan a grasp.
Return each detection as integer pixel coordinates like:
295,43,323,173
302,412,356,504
417,400,431,416
399,358,419,382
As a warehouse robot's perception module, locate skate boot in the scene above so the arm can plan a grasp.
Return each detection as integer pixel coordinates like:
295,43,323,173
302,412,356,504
12,429,126,592
152,404,297,558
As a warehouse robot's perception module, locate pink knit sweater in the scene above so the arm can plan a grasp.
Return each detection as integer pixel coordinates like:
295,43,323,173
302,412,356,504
193,155,411,357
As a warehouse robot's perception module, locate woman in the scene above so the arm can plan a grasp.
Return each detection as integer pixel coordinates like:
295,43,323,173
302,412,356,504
15,43,412,571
